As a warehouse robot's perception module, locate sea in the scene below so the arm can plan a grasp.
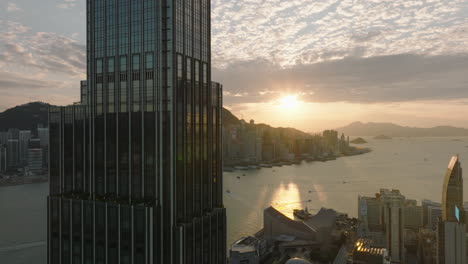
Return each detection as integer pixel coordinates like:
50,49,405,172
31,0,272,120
1,137,468,263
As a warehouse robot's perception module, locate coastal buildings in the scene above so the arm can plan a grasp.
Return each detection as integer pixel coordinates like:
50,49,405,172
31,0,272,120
37,127,49,148
7,139,19,168
245,206,357,263
0,144,6,172
352,238,390,264
437,155,466,264
422,199,442,230
28,148,43,174
48,0,226,263
359,189,426,263
18,130,31,164
230,236,267,264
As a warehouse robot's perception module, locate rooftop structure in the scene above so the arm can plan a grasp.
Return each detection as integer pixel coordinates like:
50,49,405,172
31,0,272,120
352,238,390,264
230,236,267,264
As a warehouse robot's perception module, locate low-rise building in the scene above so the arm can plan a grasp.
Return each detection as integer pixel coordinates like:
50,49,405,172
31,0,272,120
230,236,267,264
352,238,390,264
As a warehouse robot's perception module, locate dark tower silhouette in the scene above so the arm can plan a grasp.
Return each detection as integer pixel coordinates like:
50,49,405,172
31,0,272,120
47,0,226,263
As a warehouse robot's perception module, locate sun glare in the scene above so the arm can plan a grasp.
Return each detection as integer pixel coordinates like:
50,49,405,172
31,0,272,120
278,95,300,109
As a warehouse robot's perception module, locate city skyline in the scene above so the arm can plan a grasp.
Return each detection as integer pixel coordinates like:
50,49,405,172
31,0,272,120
1,0,468,131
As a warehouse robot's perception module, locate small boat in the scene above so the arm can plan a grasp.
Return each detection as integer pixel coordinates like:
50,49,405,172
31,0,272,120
242,174,246,176
293,208,312,220
308,190,312,193
236,176,241,179
226,190,231,194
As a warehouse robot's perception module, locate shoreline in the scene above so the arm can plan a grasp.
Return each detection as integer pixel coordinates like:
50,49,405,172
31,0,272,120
0,176,48,188
224,147,372,172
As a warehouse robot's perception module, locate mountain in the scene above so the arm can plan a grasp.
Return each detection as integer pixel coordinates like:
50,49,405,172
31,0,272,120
337,122,468,137
0,103,309,139
0,102,50,132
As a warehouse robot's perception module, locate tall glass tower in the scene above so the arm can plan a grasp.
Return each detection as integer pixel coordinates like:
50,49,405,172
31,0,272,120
437,155,465,264
47,0,226,263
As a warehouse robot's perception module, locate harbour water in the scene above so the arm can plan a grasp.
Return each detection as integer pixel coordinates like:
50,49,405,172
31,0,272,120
1,137,468,263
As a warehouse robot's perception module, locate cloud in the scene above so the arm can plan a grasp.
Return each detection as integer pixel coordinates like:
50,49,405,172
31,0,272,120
213,53,468,105
0,20,86,77
0,71,62,90
57,0,76,9
7,3,21,12
0,20,84,108
212,0,468,68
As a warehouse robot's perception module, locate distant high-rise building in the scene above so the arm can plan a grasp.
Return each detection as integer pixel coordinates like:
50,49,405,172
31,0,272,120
380,189,406,263
7,139,19,168
359,189,406,262
437,155,466,264
19,130,31,163
8,128,19,140
0,131,8,145
422,199,442,230
28,148,43,174
80,80,88,105
48,1,226,263
0,144,7,172
37,127,49,147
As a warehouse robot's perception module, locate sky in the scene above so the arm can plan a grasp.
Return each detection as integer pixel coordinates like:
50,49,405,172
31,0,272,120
0,0,468,131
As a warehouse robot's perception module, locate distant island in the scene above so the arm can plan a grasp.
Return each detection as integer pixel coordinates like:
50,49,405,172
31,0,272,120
350,137,367,144
374,135,392,140
337,121,468,137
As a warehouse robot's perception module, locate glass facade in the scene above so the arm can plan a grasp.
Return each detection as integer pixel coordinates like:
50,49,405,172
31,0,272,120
48,0,225,263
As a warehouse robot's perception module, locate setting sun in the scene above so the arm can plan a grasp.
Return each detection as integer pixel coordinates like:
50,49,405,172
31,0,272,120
278,95,301,109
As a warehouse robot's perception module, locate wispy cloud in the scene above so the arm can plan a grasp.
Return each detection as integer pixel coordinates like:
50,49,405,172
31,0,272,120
0,20,84,107
57,0,76,9
0,20,85,77
6,2,21,12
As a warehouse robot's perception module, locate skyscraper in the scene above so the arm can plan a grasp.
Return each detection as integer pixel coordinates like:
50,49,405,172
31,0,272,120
358,189,406,262
437,155,466,264
48,0,226,263
7,139,19,168
0,144,6,172
19,130,32,164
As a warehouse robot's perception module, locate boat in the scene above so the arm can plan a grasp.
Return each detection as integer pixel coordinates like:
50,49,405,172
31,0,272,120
226,190,231,194
236,176,241,179
293,208,312,220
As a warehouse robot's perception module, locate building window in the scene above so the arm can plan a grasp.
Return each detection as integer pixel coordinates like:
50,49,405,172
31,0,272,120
132,54,140,71
186,58,191,80
145,52,153,69
120,55,127,72
177,54,183,79
96,59,103,74
108,57,115,73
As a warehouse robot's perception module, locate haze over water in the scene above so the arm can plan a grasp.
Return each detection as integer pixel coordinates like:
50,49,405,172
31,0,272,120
1,137,468,263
